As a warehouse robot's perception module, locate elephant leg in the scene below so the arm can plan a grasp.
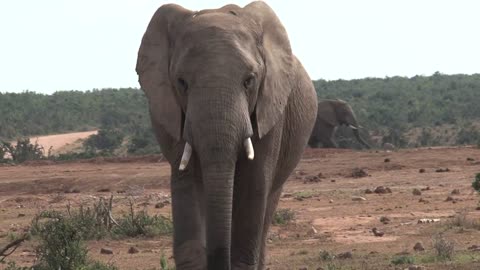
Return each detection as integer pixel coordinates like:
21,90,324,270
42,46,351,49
323,137,338,148
170,167,206,270
257,187,283,270
230,161,269,270
231,130,280,269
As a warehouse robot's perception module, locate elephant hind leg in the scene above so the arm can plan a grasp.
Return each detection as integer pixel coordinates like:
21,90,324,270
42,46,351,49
322,138,338,148
257,187,283,270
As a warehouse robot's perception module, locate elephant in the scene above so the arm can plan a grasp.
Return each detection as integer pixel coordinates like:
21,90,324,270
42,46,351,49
308,99,370,149
135,2,318,269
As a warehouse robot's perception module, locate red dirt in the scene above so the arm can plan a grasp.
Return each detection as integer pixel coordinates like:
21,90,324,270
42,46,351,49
1,146,480,269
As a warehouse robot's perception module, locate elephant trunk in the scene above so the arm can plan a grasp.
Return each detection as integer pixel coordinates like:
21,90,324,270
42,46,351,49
183,87,253,269
352,128,371,149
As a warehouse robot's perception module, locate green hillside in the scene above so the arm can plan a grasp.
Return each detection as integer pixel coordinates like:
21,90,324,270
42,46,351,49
1,72,479,149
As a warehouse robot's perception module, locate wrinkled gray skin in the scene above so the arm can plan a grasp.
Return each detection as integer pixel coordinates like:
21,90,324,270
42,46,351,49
135,2,317,269
308,99,370,149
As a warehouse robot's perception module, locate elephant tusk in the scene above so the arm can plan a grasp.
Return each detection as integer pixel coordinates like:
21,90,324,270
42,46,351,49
179,142,192,171
348,125,358,130
244,138,254,160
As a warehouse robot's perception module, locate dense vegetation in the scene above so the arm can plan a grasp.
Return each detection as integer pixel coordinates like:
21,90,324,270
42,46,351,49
1,72,479,152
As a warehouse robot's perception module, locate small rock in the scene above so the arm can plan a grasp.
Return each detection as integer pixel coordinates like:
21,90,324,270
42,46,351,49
418,198,429,204
282,193,293,198
413,242,425,252
476,206,480,211
336,251,353,259
297,171,307,176
467,157,475,161
374,186,392,194
365,189,373,194
372,227,384,237
128,246,139,254
307,226,318,236
97,188,111,193
380,216,390,224
352,196,367,201
407,266,426,270
329,199,334,203
304,175,321,183
468,245,480,251
451,189,460,195
412,189,422,196
445,196,455,202
384,158,390,163
331,179,336,183
435,168,450,173
17,213,26,217
419,168,426,173
317,172,326,178
298,268,308,270
155,202,165,209
100,248,113,255
421,186,431,191
351,168,368,178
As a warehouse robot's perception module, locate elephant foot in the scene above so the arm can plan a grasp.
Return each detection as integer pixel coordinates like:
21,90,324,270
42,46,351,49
174,240,206,270
232,262,257,270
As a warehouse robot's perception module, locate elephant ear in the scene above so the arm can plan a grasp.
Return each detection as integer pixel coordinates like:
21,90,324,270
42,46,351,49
243,2,293,139
136,4,192,141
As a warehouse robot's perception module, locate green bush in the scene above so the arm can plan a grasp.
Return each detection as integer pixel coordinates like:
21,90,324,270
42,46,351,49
127,127,161,155
34,214,88,270
391,255,415,265
83,129,124,153
1,138,45,163
272,208,295,225
3,261,30,270
432,234,455,261
112,201,173,238
473,173,480,193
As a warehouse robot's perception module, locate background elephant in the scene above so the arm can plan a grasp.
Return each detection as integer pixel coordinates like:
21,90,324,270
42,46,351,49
136,2,317,269
308,99,370,149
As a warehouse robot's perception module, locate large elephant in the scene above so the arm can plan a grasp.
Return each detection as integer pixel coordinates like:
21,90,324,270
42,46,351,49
135,2,317,269
308,99,370,149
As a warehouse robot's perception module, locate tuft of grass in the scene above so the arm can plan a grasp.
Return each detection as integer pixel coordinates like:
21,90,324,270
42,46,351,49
111,199,172,238
391,255,415,265
432,234,455,261
445,212,480,231
293,190,318,200
319,250,335,261
272,208,295,225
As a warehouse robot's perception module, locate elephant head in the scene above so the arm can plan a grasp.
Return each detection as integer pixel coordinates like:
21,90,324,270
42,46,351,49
313,99,370,148
136,2,294,267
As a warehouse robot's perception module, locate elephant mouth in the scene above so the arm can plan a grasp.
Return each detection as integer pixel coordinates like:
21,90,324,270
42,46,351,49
179,137,254,171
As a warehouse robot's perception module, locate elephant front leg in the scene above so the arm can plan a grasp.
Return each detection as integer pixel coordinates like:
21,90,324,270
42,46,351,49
170,167,206,270
231,154,273,269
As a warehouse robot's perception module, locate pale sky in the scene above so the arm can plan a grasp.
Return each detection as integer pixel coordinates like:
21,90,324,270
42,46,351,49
1,0,479,94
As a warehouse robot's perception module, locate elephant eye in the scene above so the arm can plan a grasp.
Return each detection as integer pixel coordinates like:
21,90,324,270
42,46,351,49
243,74,255,90
177,78,188,93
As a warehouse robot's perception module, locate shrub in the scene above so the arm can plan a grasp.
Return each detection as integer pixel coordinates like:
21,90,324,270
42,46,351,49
112,200,173,238
272,208,295,225
391,255,415,265
473,173,480,193
3,261,30,270
83,129,124,153
1,138,45,163
127,127,161,155
432,234,455,260
34,214,88,270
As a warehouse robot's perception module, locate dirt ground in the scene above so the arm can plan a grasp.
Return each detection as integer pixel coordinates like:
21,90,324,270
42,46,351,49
1,146,480,269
